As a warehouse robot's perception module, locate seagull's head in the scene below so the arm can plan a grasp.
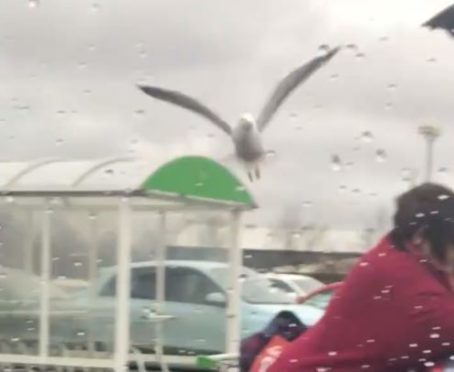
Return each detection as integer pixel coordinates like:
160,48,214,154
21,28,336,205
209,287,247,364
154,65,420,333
238,113,256,131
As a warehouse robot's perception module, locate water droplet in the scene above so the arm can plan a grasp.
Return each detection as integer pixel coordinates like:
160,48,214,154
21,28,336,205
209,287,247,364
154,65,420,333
235,185,246,192
90,3,100,12
139,50,148,59
356,52,365,60
78,62,87,70
425,362,435,368
330,73,339,81
105,169,114,175
266,150,276,158
385,102,393,110
359,261,369,267
89,212,97,221
339,185,347,193
73,261,83,267
443,342,451,347
76,331,86,337
430,333,440,339
379,36,389,42
52,257,60,262
423,349,432,354
409,343,418,348
438,167,448,175
83,89,93,95
55,138,64,146
302,201,313,208
361,131,374,143
345,43,358,51
88,44,96,52
318,44,330,53
345,161,354,171
328,351,337,356
387,83,398,91
331,155,342,172
10,337,20,343
289,112,298,118
427,57,437,63
134,109,145,117
375,149,387,163
5,196,14,204
28,0,39,8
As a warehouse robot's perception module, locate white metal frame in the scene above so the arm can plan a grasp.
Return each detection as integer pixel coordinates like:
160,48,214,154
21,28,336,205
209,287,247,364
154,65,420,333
0,159,251,371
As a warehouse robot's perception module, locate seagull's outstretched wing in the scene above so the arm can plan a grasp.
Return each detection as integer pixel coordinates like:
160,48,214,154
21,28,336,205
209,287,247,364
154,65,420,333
423,4,454,38
138,85,232,135
256,46,341,132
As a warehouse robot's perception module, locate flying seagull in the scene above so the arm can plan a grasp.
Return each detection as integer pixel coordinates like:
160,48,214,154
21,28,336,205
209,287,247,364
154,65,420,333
138,46,340,181
423,3,454,38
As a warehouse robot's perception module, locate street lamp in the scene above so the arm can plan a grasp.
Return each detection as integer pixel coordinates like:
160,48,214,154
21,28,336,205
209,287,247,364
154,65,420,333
418,125,441,182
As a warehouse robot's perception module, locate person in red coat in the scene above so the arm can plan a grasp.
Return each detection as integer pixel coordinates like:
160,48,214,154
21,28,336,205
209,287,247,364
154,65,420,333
268,183,454,372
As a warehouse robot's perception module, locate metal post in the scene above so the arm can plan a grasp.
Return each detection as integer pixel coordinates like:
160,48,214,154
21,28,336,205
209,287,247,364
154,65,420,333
155,211,169,372
114,198,132,372
24,211,37,274
226,210,242,354
39,204,51,359
419,125,441,182
87,213,98,355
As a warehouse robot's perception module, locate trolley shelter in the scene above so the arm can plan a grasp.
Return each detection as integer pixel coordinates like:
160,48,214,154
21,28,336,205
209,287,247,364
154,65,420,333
0,156,256,371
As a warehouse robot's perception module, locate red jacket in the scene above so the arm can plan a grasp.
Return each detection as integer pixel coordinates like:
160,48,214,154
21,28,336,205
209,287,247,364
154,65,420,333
269,236,454,372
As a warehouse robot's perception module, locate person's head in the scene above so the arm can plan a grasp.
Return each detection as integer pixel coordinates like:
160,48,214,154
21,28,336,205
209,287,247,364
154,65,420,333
391,183,454,273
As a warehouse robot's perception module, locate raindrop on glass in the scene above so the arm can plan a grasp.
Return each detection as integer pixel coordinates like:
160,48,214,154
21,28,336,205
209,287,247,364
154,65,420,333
438,167,448,175
387,83,398,91
361,131,374,143
427,57,437,63
328,351,338,357
331,155,342,172
339,185,347,193
379,36,389,42
318,44,330,53
266,150,276,158
345,43,358,51
330,73,339,81
375,149,387,163
88,44,96,52
90,3,100,12
78,62,87,70
55,138,64,146
430,333,440,339
105,169,114,175
28,0,39,8
356,52,365,60
385,102,393,110
302,201,313,208
73,261,83,267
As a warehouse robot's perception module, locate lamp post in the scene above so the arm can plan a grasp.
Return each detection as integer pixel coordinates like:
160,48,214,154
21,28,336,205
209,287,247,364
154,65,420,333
418,125,441,182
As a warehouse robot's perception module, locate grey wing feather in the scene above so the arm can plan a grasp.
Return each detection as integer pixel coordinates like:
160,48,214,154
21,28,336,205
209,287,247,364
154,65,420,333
138,85,231,135
256,46,341,132
423,4,454,38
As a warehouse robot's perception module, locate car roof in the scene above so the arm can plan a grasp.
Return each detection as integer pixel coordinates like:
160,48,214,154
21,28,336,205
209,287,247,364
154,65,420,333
99,260,229,274
266,273,319,281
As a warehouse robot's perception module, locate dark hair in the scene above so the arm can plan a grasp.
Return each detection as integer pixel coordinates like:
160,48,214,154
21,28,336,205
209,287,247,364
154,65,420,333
391,183,454,262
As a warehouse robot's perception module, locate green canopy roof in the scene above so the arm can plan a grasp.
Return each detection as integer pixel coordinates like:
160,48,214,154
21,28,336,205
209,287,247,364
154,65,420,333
142,156,255,206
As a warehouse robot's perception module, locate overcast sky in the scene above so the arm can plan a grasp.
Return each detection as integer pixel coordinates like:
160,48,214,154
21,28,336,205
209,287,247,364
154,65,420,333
1,0,454,235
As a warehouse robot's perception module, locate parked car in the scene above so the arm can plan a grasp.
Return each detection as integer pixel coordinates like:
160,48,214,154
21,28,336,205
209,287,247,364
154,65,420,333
296,282,343,310
265,273,324,301
69,260,325,356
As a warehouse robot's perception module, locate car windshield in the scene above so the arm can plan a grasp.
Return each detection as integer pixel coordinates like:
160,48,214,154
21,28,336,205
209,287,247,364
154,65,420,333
210,267,294,305
294,277,323,292
304,290,334,310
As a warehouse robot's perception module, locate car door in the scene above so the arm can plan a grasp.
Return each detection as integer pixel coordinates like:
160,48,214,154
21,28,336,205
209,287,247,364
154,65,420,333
161,267,227,354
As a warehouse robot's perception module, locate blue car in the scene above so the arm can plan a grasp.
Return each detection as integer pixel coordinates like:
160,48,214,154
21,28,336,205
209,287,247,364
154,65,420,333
73,260,324,355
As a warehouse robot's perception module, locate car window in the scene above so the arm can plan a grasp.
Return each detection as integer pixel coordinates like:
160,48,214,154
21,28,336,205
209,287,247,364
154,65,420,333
269,279,295,294
165,267,221,305
99,267,157,300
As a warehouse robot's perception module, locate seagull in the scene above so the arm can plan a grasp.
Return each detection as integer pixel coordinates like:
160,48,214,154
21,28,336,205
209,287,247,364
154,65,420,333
138,46,340,181
423,3,454,38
